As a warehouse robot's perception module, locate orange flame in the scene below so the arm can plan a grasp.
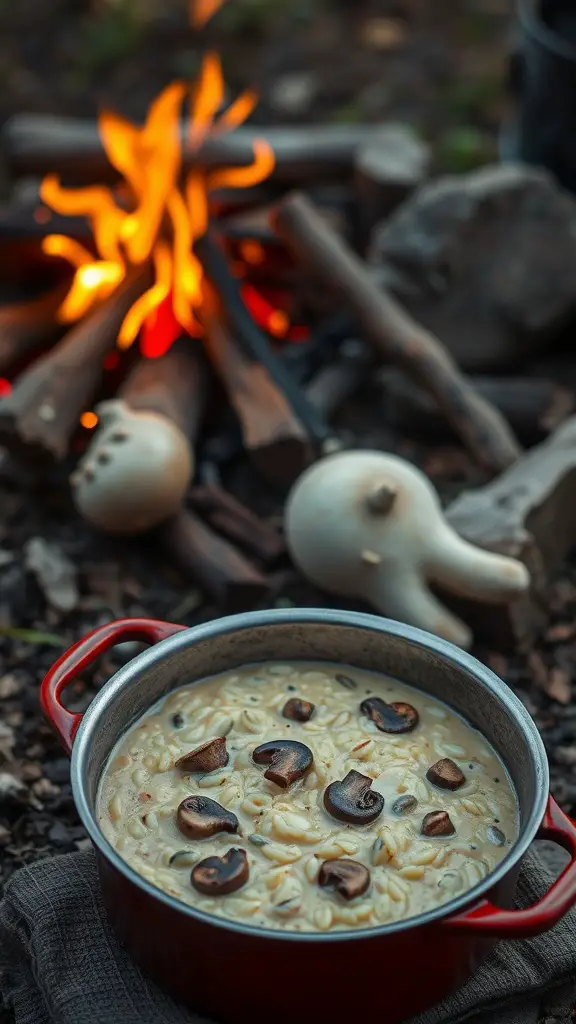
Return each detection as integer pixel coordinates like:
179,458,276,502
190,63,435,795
41,51,275,350
190,0,225,29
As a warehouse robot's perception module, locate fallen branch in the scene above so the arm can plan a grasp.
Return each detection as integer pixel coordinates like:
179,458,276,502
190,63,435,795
157,508,269,613
272,192,522,476
0,265,152,462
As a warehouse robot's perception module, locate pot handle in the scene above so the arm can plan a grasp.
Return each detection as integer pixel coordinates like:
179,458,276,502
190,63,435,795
41,617,185,755
445,795,576,938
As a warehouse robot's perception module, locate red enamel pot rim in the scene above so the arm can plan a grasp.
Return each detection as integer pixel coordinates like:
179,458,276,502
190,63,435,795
45,608,551,943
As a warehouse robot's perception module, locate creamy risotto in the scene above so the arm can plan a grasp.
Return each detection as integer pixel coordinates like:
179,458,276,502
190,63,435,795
97,661,518,932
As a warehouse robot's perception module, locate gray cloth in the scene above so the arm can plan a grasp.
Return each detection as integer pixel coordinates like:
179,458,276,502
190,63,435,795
0,847,575,1024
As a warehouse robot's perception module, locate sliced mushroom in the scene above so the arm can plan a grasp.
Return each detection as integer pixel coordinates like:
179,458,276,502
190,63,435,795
175,737,229,774
191,848,249,896
324,769,384,825
318,859,370,901
360,697,419,734
253,739,313,788
177,795,239,840
282,697,315,723
392,794,418,816
426,758,465,791
421,811,455,837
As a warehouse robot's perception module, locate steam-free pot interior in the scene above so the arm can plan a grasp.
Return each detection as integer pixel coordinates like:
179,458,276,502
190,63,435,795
96,647,519,933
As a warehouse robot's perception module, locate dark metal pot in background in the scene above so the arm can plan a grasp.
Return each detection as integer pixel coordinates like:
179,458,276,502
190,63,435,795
41,610,576,1024
503,0,576,192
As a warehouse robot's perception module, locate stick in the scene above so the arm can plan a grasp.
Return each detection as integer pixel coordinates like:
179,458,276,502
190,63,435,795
157,508,269,612
204,310,313,488
0,283,70,375
3,115,391,185
0,265,151,461
379,371,575,445
188,484,285,565
272,192,522,476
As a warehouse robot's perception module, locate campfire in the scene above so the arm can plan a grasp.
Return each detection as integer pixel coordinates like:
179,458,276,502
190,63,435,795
0,0,576,651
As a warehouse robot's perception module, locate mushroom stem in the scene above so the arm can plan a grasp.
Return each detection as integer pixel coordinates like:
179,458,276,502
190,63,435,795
427,524,530,602
370,566,473,650
365,483,397,515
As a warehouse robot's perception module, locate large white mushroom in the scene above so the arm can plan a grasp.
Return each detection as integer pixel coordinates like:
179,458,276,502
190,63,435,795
70,399,193,534
285,449,530,649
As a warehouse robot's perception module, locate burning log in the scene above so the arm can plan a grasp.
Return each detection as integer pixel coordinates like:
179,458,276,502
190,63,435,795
198,232,333,469
0,265,151,462
71,338,208,533
157,507,269,612
0,283,70,375
3,114,392,186
379,371,575,445
272,192,522,477
188,484,285,565
443,415,576,650
204,310,313,489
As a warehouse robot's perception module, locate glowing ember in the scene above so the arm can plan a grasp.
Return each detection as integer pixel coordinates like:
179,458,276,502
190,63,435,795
240,240,266,266
80,411,99,429
241,283,290,339
40,52,275,352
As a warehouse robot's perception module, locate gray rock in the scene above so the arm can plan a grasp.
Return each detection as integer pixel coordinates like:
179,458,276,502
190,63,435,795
371,164,576,371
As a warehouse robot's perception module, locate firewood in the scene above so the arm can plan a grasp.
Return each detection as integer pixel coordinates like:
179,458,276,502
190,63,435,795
120,336,208,439
188,484,285,565
0,283,70,375
442,415,576,650
197,231,333,463
3,114,393,186
204,311,313,489
0,265,152,462
379,371,575,445
272,192,522,477
157,508,269,612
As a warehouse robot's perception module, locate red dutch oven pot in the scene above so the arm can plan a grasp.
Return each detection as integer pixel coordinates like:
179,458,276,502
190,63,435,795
41,609,576,1024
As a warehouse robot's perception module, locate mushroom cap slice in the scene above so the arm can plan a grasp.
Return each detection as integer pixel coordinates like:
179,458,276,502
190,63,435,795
324,769,384,825
177,795,239,840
